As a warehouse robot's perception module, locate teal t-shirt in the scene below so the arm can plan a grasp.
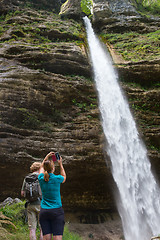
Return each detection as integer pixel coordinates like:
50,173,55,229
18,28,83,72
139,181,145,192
38,173,64,209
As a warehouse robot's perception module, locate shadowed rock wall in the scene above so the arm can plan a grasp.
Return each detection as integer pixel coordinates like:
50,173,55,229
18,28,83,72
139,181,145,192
0,9,116,215
0,0,67,15
0,0,159,222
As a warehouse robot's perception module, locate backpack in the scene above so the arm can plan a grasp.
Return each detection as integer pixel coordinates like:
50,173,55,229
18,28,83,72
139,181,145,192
24,173,42,202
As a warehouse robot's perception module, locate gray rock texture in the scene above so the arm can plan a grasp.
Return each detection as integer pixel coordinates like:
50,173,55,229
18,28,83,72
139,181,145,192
0,1,159,226
93,0,160,33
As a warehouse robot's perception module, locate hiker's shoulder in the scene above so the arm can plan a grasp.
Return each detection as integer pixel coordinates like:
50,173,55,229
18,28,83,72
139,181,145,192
38,173,44,180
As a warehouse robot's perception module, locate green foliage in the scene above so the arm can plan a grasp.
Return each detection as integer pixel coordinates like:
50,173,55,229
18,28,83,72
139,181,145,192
17,108,41,129
72,99,87,112
0,15,5,22
1,202,25,219
149,145,160,152
100,30,160,62
1,202,27,233
0,26,6,36
1,202,83,240
72,99,97,113
63,226,83,240
135,0,160,15
81,0,93,16
41,123,52,132
0,8,83,45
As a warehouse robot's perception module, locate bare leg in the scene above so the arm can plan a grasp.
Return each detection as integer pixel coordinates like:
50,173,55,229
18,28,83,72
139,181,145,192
39,229,43,240
43,234,52,240
53,236,62,240
30,229,37,240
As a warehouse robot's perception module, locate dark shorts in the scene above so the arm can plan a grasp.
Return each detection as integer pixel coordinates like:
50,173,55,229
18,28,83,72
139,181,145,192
39,207,65,236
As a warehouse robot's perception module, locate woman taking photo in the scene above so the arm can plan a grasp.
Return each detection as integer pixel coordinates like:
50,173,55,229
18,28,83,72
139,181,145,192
38,152,66,240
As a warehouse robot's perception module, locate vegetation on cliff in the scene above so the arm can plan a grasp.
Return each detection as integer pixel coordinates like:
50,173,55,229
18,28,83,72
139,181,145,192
100,30,160,63
81,0,93,16
0,5,110,213
135,0,160,15
60,0,93,17
96,0,160,160
99,0,160,64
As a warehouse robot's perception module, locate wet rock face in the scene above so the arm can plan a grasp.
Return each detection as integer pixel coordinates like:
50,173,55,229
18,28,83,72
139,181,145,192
0,0,66,15
60,0,160,33
1,43,90,77
0,63,115,211
0,9,116,213
0,0,14,14
60,0,82,20
0,2,160,219
117,60,160,88
92,0,160,33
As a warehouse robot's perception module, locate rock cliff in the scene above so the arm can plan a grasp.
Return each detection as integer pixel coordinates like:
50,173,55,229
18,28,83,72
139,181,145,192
0,8,115,217
60,0,81,19
92,0,160,33
0,0,159,224
0,0,64,14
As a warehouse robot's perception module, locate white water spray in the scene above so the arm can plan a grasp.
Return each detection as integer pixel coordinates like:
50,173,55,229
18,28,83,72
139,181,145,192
83,16,160,240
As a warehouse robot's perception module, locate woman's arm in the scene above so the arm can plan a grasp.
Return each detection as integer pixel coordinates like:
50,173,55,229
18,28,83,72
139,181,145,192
58,156,66,183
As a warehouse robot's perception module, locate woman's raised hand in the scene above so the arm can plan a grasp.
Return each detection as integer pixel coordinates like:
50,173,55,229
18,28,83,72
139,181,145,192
58,156,63,165
47,152,54,158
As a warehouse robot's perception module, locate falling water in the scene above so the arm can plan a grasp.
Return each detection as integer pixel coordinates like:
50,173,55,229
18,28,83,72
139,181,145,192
83,16,160,240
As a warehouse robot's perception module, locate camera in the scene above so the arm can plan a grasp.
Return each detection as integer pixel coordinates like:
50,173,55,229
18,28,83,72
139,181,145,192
52,152,60,162
55,152,60,160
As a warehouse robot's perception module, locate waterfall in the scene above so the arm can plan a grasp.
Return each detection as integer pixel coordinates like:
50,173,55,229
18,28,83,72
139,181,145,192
83,16,160,240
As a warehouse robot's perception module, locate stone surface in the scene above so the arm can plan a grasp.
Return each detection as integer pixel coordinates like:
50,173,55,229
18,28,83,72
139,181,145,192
0,2,160,227
0,9,115,213
0,0,15,14
0,197,22,208
0,43,90,77
58,0,160,34
117,59,160,87
92,0,160,33
0,63,115,211
60,0,82,20
67,215,123,239
0,0,66,15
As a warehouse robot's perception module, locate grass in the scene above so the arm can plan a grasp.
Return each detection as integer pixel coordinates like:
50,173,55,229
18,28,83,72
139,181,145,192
0,202,83,240
135,0,160,15
100,30,160,62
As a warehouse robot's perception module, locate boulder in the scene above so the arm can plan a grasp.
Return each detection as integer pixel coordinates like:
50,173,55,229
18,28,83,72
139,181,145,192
0,197,22,208
60,0,82,20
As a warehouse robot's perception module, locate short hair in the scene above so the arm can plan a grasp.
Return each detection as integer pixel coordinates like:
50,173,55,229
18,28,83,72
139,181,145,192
30,162,41,172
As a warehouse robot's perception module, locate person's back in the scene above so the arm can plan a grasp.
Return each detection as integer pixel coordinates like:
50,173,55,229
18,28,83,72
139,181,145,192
38,152,66,240
38,173,63,209
24,172,42,203
21,162,43,240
